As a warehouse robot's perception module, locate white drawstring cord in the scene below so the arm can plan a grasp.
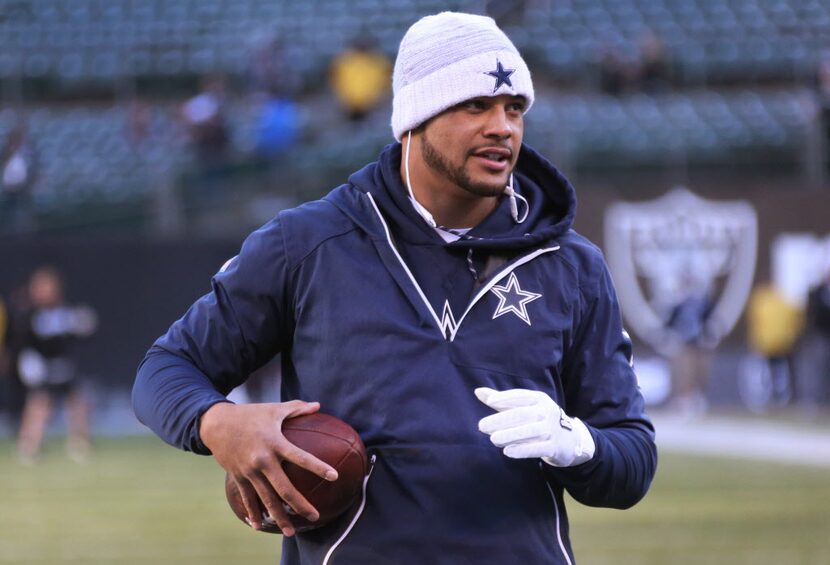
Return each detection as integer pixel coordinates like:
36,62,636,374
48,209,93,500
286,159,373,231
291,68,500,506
504,174,529,224
404,130,437,227
402,132,530,283
403,131,528,227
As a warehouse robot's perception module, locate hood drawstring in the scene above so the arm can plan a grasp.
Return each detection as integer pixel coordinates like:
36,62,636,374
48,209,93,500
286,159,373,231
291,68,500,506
403,132,528,282
404,131,438,228
504,174,529,224
404,131,528,229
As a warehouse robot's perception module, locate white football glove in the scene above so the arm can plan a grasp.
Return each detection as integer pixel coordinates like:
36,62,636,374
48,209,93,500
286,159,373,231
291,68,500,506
475,387,595,468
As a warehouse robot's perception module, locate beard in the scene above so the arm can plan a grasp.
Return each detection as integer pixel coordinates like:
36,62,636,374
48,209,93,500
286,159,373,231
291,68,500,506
420,132,508,198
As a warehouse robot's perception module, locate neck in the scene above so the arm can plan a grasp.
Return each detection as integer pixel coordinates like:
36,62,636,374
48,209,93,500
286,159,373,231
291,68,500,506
400,138,499,229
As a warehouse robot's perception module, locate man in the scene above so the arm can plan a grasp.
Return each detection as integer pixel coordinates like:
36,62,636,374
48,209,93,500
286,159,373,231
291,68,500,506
133,12,656,564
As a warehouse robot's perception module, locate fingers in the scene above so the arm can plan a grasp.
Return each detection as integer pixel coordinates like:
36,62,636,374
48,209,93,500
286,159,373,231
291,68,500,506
235,465,318,536
276,434,339,482
274,401,339,482
474,387,497,405
244,403,338,531
212,400,340,536
503,441,556,460
282,399,322,418
476,388,560,458
475,387,545,411
250,469,308,537
488,421,552,448
478,406,542,434
233,476,272,533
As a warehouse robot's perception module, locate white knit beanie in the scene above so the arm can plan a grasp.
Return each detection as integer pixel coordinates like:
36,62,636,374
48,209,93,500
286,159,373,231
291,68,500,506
391,12,534,141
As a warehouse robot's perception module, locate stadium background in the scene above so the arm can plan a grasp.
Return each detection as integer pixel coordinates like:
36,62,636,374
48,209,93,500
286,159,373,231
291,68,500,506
0,1,829,563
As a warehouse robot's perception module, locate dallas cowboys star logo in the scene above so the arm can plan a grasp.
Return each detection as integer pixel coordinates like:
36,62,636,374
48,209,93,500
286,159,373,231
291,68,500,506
484,60,515,93
490,272,542,326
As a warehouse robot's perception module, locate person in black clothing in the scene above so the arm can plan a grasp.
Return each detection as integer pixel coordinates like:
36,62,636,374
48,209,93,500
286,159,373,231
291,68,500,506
796,270,830,411
0,294,10,425
15,267,97,463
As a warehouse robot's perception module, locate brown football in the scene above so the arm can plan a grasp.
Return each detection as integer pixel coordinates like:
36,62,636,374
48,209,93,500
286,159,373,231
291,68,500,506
225,412,368,534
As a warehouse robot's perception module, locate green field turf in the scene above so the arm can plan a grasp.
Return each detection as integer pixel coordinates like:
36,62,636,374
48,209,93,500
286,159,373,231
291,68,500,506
1,436,828,564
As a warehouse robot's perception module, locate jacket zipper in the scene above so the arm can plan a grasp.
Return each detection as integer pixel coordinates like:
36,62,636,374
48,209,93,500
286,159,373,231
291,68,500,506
321,454,377,565
543,470,573,565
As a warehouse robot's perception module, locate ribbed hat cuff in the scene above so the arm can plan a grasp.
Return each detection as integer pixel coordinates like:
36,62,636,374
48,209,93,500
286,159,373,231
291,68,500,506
391,50,534,141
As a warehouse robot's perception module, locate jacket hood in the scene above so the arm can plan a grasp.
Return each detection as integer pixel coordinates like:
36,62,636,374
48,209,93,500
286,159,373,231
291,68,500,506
327,142,576,251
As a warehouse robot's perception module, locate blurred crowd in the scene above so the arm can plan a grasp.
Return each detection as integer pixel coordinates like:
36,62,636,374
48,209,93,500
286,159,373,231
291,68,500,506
2,4,830,451
3,19,830,237
662,267,830,417
0,29,396,236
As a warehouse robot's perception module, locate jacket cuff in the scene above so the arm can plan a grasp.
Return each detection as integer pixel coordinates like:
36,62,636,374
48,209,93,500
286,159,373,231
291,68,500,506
191,398,235,455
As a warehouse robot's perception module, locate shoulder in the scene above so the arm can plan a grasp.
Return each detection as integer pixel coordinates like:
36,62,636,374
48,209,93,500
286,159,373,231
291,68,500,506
277,185,361,269
551,229,610,292
217,186,358,280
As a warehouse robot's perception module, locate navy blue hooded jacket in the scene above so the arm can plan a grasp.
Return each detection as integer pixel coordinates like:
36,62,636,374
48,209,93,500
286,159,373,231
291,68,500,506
133,142,657,564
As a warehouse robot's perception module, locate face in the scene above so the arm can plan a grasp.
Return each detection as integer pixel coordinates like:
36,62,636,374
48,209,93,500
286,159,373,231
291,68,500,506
417,94,525,198
29,269,62,308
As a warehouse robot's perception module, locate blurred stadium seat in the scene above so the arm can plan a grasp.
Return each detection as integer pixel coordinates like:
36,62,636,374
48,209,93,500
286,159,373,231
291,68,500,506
1,0,824,84
0,0,825,231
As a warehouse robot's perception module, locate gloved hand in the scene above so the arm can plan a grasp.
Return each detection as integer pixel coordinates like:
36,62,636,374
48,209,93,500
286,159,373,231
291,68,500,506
475,387,595,468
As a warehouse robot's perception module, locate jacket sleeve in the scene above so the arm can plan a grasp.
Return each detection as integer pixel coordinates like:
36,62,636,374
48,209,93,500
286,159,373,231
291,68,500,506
132,217,294,454
544,257,657,509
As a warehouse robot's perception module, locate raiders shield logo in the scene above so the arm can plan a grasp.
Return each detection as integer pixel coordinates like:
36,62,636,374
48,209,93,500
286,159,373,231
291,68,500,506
604,188,757,354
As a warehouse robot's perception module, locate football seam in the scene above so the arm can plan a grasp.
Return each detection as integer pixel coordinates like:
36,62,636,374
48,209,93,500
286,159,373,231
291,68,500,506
303,445,365,497
284,428,365,465
283,426,361,445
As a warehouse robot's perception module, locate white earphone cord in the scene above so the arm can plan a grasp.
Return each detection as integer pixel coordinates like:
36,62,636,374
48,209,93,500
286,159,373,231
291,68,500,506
403,131,529,283
404,130,528,227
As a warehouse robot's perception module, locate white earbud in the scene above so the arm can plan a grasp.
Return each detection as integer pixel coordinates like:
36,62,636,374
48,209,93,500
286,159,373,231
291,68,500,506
403,131,528,227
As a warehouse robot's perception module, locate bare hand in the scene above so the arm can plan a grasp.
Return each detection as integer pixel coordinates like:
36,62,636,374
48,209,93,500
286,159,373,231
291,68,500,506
199,400,339,536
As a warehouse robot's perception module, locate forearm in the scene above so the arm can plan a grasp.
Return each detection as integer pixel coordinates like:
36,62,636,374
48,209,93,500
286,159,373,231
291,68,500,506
132,347,232,454
545,423,657,509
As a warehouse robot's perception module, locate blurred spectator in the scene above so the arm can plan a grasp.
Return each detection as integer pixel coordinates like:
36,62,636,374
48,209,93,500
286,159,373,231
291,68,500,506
254,91,300,160
0,124,37,234
126,100,154,149
125,100,159,176
665,278,716,416
816,50,830,171
795,269,830,412
0,284,27,434
598,43,629,96
330,36,391,122
0,292,7,409
245,37,302,162
248,37,303,98
180,74,231,168
746,281,804,406
14,267,98,464
636,31,671,93
0,292,6,363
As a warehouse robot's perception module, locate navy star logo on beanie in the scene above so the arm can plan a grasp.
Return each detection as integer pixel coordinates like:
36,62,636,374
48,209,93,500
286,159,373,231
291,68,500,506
484,60,515,93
